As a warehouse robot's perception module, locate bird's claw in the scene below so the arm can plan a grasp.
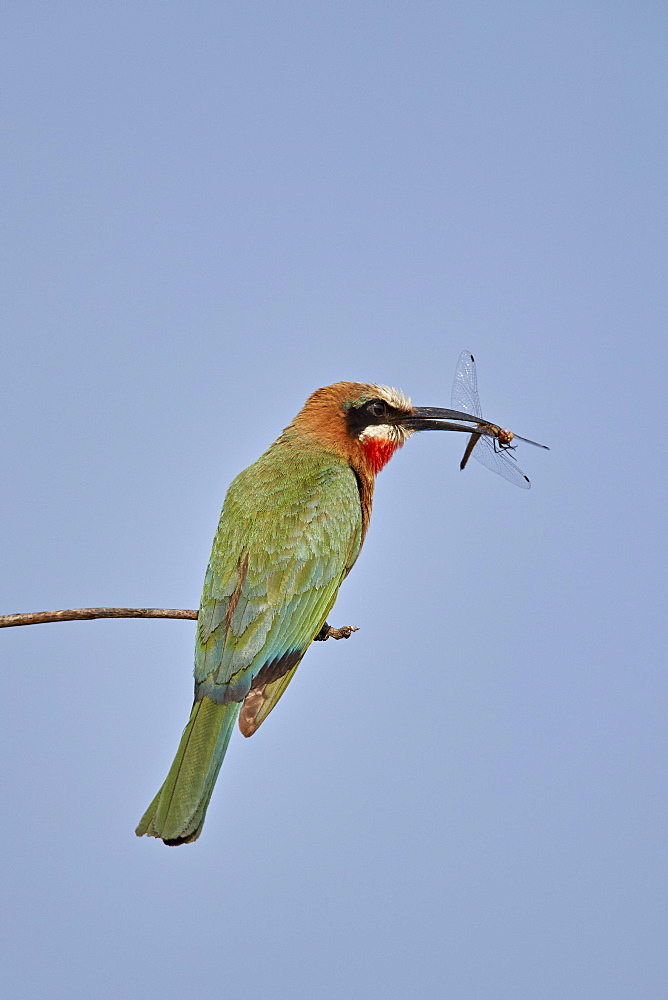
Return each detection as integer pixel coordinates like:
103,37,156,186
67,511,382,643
314,622,360,641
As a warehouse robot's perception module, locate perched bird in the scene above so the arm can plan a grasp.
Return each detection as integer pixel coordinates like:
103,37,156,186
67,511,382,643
136,382,475,844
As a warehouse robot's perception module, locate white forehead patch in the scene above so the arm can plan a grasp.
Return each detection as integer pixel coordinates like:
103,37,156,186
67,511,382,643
367,384,412,410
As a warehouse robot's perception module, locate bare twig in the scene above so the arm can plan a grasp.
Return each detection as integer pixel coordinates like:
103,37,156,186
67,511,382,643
314,623,359,641
325,625,359,640
0,610,361,642
0,608,198,629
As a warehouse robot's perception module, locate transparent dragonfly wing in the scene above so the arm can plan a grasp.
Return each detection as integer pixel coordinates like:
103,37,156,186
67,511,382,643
451,350,483,418
469,434,531,489
451,351,531,489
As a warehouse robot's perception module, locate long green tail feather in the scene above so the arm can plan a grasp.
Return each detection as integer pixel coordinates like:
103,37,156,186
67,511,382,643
136,697,239,845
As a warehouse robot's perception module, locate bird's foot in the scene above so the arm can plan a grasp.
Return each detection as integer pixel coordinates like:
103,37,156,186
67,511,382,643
314,622,360,641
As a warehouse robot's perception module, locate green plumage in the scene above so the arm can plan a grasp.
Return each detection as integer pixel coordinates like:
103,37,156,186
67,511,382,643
136,699,239,843
137,429,363,844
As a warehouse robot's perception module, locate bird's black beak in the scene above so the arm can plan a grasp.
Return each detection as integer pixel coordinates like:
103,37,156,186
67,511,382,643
400,406,487,434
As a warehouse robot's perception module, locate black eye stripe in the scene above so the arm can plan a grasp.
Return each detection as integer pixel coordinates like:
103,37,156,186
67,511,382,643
346,398,401,435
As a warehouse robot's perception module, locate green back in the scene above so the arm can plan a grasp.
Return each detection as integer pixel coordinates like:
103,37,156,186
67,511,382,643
195,436,363,709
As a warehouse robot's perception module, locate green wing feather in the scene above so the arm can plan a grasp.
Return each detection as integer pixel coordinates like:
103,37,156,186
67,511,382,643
195,442,363,705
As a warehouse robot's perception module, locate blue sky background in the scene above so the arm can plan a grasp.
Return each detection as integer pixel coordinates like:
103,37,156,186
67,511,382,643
1,3,666,997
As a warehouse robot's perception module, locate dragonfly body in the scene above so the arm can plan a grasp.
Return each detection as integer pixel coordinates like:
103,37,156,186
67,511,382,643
451,351,548,488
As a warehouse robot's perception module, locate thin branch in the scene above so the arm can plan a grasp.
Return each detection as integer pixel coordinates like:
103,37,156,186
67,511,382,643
313,623,359,641
0,610,361,642
324,625,359,640
0,608,198,628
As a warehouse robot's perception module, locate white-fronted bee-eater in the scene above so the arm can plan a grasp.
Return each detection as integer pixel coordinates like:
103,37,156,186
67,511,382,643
136,381,519,844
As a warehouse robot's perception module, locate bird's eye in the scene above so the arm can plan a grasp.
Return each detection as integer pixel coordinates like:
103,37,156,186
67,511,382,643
369,400,386,417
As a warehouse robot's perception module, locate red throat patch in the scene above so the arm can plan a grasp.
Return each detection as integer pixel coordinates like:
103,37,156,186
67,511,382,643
361,436,402,474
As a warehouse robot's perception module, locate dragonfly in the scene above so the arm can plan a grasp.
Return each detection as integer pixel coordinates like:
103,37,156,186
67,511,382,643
451,350,549,489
